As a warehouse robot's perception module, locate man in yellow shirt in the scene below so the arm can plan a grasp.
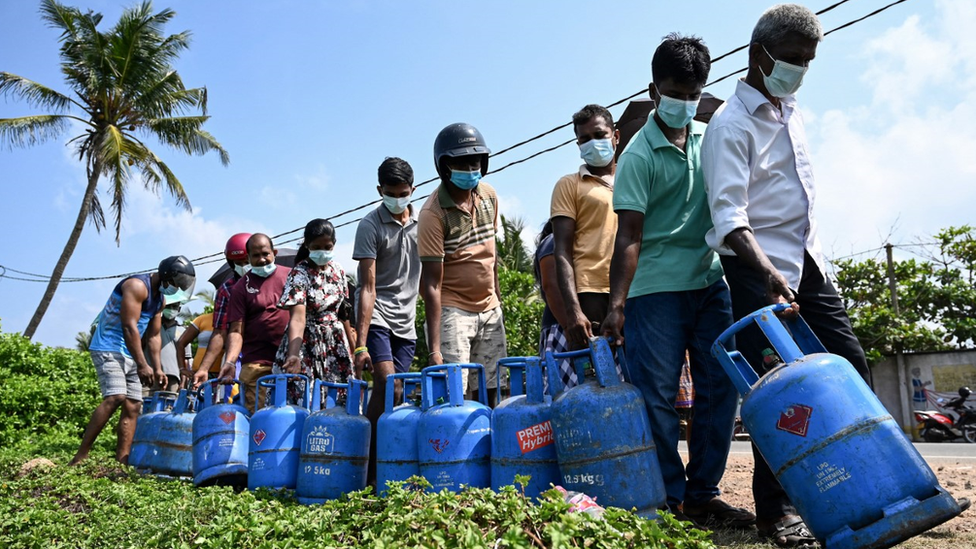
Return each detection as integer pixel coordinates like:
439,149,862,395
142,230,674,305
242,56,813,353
550,104,619,385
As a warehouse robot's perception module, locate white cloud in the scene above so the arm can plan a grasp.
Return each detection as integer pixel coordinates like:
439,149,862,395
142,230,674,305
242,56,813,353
809,0,976,257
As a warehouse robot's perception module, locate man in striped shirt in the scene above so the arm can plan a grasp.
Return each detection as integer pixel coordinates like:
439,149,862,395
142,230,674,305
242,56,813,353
419,122,507,405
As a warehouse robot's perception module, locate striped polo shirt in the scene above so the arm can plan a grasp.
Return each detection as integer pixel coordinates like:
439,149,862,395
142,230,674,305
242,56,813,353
418,182,500,313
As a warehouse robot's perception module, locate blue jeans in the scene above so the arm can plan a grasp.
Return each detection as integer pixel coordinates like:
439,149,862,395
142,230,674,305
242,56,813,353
623,279,738,509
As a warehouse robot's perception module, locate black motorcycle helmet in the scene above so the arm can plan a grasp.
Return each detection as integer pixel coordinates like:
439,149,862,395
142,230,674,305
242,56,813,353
158,255,196,291
433,123,490,179
960,387,972,400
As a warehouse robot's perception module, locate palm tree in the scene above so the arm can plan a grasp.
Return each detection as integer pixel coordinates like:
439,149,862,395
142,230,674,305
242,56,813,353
176,288,214,324
75,329,92,352
0,0,228,340
496,215,533,274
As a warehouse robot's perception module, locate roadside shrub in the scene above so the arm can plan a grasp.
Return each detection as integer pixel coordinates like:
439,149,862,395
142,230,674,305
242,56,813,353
0,331,101,448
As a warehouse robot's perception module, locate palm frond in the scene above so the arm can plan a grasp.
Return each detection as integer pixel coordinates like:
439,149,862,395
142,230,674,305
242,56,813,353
0,73,79,112
147,116,228,165
0,115,69,149
147,151,191,210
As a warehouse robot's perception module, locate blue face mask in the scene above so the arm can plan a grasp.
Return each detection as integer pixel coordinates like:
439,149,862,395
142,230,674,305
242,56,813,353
761,45,808,98
450,169,481,190
308,249,333,266
160,283,192,305
233,263,250,277
656,94,699,129
383,195,411,215
250,262,277,278
579,138,615,168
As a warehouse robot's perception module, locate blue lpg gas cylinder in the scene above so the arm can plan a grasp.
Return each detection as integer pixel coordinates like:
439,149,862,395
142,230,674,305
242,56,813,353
417,364,492,492
247,374,310,491
193,380,249,487
547,338,666,518
130,391,178,471
713,304,967,549
491,357,559,499
297,379,371,504
376,372,424,493
148,388,196,477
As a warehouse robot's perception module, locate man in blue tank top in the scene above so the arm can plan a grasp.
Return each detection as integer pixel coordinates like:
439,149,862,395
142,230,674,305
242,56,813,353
70,256,196,466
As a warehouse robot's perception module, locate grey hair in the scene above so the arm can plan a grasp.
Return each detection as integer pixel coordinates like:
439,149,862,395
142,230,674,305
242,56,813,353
751,4,823,46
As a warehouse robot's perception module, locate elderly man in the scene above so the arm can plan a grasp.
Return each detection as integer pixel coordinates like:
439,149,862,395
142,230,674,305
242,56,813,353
701,5,869,547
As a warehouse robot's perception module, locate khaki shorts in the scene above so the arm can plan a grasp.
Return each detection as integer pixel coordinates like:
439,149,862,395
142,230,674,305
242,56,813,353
91,351,143,401
439,305,507,394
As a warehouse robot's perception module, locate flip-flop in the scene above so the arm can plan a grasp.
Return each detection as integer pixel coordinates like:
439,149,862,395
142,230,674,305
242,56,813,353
757,515,818,548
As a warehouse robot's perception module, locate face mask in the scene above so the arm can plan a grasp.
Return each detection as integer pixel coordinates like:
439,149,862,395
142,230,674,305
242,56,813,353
761,45,808,98
578,138,615,168
383,195,411,215
250,262,277,278
308,249,333,266
656,94,699,129
160,283,191,305
450,169,481,190
162,308,179,320
233,263,251,277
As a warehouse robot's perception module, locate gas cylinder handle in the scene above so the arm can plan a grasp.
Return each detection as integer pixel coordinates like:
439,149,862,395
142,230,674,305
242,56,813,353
154,390,179,412
523,357,545,404
421,364,488,408
385,372,422,414
497,357,528,398
257,374,310,409
552,338,621,388
172,389,191,414
711,304,828,396
544,352,565,398
198,378,242,408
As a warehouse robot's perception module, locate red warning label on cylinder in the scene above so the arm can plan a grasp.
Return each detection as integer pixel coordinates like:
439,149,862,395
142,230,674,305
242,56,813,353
777,404,813,437
517,420,554,454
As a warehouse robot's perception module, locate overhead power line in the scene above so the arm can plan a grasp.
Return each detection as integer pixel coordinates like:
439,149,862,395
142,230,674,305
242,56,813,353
3,0,913,285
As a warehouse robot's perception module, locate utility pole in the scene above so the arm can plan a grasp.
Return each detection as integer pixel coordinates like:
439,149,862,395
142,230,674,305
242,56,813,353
886,243,915,439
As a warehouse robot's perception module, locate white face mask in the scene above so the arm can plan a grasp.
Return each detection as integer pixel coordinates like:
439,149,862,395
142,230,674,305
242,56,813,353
250,262,277,278
578,138,615,168
760,45,808,98
233,263,251,277
383,195,411,215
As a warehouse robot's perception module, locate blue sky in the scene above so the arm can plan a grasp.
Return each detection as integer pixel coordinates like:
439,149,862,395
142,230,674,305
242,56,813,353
2,0,974,348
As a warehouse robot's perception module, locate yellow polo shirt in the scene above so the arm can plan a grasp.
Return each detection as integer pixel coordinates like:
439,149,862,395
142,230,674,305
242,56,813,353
550,166,617,293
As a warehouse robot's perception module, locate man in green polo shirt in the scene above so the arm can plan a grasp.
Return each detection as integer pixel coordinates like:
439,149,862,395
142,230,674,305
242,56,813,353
603,33,752,528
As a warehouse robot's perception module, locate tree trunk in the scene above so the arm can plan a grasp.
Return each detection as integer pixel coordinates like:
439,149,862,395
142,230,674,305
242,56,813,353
23,162,102,340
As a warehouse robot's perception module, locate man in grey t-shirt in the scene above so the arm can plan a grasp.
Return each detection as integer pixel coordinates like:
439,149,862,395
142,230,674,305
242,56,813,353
353,157,421,486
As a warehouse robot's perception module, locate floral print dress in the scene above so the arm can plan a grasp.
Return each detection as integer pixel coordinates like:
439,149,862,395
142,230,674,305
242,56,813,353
273,259,352,401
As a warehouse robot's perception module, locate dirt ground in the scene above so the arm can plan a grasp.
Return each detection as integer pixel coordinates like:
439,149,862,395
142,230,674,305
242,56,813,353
705,450,975,548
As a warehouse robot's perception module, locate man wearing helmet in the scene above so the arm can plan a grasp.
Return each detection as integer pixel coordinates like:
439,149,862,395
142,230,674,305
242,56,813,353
71,255,196,466
419,123,507,403
192,233,251,388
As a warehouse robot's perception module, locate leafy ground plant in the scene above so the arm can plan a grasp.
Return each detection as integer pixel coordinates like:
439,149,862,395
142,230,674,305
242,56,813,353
0,458,715,549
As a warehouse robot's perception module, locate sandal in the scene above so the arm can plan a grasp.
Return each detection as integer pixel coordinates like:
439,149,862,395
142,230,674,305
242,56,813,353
683,497,757,529
757,515,819,548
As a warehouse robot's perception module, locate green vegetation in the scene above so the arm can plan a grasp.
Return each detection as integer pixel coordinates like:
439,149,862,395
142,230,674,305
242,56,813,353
0,463,715,549
834,225,976,362
0,327,715,548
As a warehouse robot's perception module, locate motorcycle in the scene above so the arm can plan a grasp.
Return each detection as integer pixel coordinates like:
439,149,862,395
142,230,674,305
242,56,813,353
914,386,976,443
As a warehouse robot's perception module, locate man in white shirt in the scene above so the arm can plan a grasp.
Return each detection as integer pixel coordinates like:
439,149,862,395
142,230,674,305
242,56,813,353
702,4,869,548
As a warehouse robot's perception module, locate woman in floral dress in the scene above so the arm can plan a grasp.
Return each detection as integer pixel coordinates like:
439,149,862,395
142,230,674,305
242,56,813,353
274,219,353,401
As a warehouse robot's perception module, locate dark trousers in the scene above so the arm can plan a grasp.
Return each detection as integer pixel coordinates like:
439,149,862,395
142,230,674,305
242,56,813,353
720,251,870,520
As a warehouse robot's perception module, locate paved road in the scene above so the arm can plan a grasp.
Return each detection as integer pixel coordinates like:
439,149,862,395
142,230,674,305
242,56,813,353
729,440,976,460
678,441,976,461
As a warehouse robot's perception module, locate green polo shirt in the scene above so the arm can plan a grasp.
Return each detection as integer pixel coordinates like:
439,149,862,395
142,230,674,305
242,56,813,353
613,115,723,298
